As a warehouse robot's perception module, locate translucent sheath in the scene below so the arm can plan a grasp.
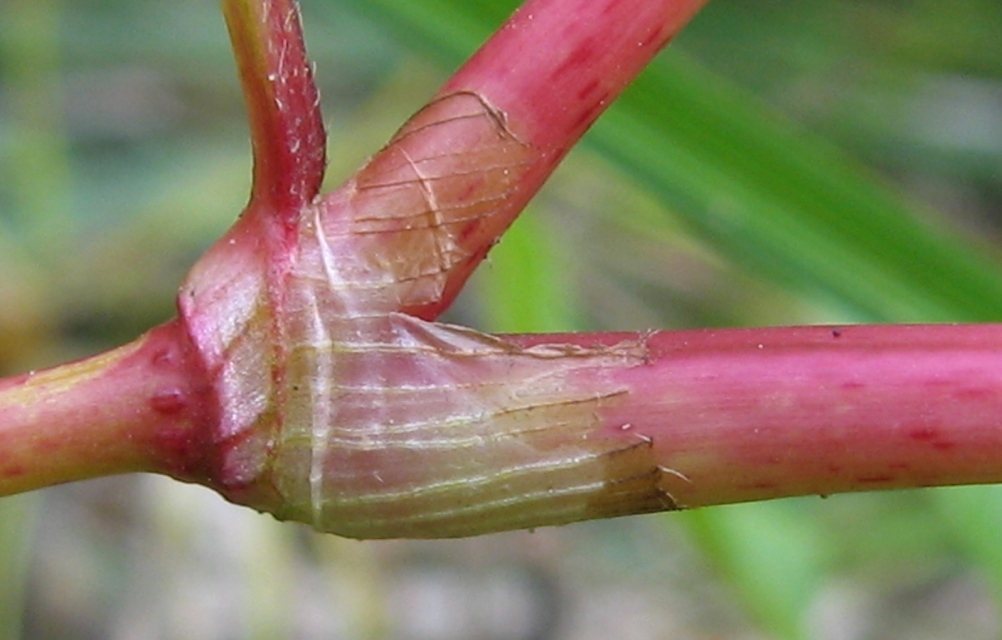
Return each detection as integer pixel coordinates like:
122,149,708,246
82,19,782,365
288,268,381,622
273,310,676,539
176,93,678,539
262,96,677,540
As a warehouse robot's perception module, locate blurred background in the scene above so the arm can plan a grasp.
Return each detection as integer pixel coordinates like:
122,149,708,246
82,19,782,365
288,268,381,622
3,0,1002,638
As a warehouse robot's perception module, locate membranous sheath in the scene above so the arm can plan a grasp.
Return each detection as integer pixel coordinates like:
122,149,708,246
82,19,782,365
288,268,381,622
197,91,680,539
272,303,675,539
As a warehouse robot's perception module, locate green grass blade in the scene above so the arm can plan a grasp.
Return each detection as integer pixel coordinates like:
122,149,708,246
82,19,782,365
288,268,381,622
679,503,827,640
593,54,1002,322
0,496,38,640
929,486,1002,603
472,209,577,334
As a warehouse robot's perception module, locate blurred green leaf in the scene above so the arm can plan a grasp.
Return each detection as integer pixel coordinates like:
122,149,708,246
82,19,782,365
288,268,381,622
679,503,827,640
0,497,38,640
930,486,1002,601
594,54,1002,322
473,209,577,334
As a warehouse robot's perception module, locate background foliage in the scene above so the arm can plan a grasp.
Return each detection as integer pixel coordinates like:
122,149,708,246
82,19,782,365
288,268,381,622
3,0,1002,638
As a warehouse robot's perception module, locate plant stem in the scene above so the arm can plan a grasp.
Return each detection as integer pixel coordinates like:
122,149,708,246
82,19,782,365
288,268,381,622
223,0,326,215
441,0,708,157
0,320,213,495
8,0,1002,538
431,0,710,302
510,323,1002,508
4,320,1002,531
319,0,710,320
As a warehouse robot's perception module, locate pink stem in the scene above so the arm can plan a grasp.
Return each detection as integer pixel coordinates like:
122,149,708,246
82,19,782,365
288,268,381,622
19,0,998,538
0,320,215,495
425,0,709,314
511,324,1002,507
318,0,709,320
223,0,326,217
